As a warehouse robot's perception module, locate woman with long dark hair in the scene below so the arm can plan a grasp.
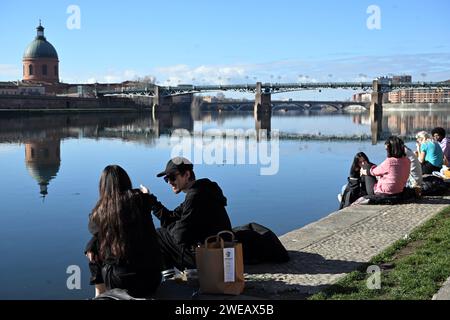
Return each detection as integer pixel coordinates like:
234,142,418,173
85,165,162,298
339,152,375,209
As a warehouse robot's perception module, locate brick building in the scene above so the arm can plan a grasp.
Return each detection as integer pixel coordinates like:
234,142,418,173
22,22,59,83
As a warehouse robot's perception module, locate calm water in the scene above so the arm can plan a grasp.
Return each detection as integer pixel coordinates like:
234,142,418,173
0,109,448,299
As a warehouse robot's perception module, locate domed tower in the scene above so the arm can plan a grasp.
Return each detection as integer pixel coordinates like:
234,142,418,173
23,21,59,83
25,139,61,198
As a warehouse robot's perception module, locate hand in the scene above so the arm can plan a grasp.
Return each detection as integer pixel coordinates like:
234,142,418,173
140,184,150,194
360,168,368,176
86,251,97,262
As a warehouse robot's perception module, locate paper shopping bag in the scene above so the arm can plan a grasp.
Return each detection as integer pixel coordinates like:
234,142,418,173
195,230,245,295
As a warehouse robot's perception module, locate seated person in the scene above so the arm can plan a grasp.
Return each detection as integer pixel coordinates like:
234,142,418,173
141,157,232,272
416,131,443,174
431,127,450,166
405,145,423,190
85,165,163,298
361,136,410,196
339,152,375,209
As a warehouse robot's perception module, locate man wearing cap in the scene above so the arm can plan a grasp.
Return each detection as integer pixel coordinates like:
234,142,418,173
141,157,232,271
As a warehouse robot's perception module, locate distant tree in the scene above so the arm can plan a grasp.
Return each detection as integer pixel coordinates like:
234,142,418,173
142,75,156,84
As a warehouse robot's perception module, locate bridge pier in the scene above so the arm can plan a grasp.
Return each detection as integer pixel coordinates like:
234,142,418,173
255,112,271,141
152,86,173,114
370,80,383,145
254,82,271,116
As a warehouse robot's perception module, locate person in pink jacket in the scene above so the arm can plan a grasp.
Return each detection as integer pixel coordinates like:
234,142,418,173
361,136,411,195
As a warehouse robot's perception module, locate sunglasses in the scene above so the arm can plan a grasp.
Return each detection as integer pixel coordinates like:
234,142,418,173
164,172,180,183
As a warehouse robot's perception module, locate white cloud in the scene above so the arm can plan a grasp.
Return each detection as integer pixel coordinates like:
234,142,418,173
60,53,450,88
103,74,121,83
62,69,148,84
154,64,247,85
151,53,450,86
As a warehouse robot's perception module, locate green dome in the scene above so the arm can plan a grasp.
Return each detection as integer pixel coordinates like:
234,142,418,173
23,23,58,59
23,39,58,59
26,162,60,196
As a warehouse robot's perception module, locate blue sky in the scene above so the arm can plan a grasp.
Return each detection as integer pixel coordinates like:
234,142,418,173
1,0,450,98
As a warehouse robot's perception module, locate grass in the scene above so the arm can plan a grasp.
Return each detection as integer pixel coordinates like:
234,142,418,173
309,206,450,300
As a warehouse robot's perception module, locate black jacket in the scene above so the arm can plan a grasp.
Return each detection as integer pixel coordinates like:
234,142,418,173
85,190,162,270
149,178,232,247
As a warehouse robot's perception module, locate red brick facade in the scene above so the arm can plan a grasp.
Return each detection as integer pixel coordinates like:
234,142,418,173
23,57,59,82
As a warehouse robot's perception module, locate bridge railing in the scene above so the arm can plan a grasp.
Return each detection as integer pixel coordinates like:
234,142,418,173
97,81,450,96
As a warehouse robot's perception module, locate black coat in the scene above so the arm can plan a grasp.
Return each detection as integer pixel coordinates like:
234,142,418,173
85,190,162,270
148,178,232,247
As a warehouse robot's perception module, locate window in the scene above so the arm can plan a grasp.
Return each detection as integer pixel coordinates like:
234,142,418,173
29,65,33,76
54,65,58,76
42,65,47,76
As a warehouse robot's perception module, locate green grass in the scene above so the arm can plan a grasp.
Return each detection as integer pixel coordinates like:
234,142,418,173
309,206,450,300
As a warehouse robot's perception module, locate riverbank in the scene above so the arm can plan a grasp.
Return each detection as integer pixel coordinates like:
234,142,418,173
242,192,450,299
151,192,450,300
0,94,147,111
310,205,450,300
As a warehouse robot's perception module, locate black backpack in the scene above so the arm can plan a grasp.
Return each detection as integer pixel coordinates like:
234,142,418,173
232,222,290,265
422,176,449,196
339,177,362,209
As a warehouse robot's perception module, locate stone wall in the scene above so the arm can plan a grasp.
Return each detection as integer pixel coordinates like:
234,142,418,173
0,95,150,111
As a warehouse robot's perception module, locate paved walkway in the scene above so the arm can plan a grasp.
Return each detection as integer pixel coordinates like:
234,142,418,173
433,277,450,300
244,195,450,299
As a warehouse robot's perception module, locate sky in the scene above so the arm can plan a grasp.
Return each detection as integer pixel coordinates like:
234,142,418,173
1,0,450,99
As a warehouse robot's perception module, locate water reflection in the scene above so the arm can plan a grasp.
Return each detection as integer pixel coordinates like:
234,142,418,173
25,138,61,197
255,112,271,141
383,111,450,138
351,110,450,142
2,110,448,144
1,109,449,197
1,108,450,299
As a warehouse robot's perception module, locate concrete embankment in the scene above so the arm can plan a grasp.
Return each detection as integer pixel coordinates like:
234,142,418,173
0,94,152,111
244,194,450,299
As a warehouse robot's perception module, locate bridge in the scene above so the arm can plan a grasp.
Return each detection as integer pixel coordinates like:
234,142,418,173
201,100,370,112
97,80,449,115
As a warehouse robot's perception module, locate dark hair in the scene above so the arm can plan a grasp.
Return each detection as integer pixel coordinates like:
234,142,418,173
385,136,406,158
179,167,196,181
431,127,446,137
91,165,149,261
350,152,370,178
